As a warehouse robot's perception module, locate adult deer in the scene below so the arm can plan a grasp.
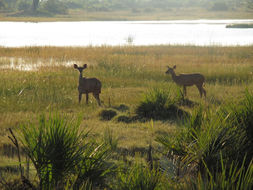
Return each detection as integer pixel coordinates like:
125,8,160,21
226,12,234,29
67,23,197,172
165,65,206,98
74,64,101,106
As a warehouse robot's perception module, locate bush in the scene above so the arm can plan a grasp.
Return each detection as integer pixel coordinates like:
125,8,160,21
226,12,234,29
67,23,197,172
136,88,186,120
41,0,68,15
99,109,117,120
157,105,246,176
18,0,31,11
19,114,86,189
18,114,113,189
0,0,5,9
210,2,228,11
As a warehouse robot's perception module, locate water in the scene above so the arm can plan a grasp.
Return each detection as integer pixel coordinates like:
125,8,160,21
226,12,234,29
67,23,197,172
0,20,253,47
0,57,80,71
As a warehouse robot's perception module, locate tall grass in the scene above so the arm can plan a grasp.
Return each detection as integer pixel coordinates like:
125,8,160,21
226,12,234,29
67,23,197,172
114,162,162,190
219,89,253,165
19,114,85,189
185,157,253,190
0,46,253,189
136,87,186,120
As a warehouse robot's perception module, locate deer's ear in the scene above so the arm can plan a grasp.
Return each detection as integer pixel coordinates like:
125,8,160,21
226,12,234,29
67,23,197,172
74,64,78,69
173,65,176,69
83,64,87,68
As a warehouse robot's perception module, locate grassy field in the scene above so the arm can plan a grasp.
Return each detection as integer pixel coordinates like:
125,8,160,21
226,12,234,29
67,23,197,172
0,45,253,189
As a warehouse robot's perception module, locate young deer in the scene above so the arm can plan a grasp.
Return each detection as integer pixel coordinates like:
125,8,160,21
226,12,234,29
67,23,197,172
165,65,206,98
74,64,101,106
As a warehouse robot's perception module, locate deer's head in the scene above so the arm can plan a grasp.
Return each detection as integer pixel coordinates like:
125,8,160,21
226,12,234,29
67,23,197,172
165,65,176,75
74,64,87,74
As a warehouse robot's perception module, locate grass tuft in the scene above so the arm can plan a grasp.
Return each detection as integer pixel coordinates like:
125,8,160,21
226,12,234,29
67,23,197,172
136,88,187,120
99,109,117,121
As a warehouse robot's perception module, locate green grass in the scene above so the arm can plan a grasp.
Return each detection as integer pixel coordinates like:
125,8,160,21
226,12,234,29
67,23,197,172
0,45,253,189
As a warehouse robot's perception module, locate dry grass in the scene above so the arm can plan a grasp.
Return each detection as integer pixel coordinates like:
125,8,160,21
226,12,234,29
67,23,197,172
0,45,252,154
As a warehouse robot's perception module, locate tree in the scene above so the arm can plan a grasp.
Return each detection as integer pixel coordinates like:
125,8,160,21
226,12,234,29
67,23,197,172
0,0,5,9
32,0,39,12
247,0,253,9
42,0,68,14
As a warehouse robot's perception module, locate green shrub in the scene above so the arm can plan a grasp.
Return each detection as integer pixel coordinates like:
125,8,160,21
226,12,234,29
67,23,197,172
19,114,86,189
18,0,31,11
210,2,228,11
157,105,244,176
41,0,68,15
226,24,253,28
136,88,186,120
18,114,114,189
99,109,117,120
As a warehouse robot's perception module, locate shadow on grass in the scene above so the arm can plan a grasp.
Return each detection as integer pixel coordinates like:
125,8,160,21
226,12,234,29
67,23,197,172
178,98,199,108
112,104,130,112
99,106,189,123
135,102,189,122
99,109,117,121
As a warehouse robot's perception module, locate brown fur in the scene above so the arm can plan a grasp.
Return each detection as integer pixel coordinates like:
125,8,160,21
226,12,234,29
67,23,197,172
74,64,101,105
166,65,206,98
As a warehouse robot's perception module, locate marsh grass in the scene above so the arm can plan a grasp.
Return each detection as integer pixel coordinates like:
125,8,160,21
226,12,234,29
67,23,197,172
0,45,253,189
136,88,187,120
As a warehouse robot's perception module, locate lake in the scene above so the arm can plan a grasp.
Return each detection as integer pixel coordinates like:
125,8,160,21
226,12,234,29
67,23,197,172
1,20,253,47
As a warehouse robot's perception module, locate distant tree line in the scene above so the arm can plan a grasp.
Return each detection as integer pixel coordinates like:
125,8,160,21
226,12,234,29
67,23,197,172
0,0,67,15
0,0,250,16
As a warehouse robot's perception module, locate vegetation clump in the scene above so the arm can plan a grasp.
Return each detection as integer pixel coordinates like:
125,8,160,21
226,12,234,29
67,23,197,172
156,91,253,188
16,114,114,189
226,24,253,28
114,163,162,190
136,88,187,120
114,114,134,123
99,109,117,121
0,46,253,189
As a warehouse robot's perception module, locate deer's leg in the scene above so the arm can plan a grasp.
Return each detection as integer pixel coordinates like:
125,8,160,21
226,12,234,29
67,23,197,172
202,86,206,98
79,93,82,104
93,93,101,106
86,93,89,104
183,86,187,97
196,85,203,97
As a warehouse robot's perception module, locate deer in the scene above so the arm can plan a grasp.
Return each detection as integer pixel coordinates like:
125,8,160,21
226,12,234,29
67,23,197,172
74,64,101,106
165,65,206,98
